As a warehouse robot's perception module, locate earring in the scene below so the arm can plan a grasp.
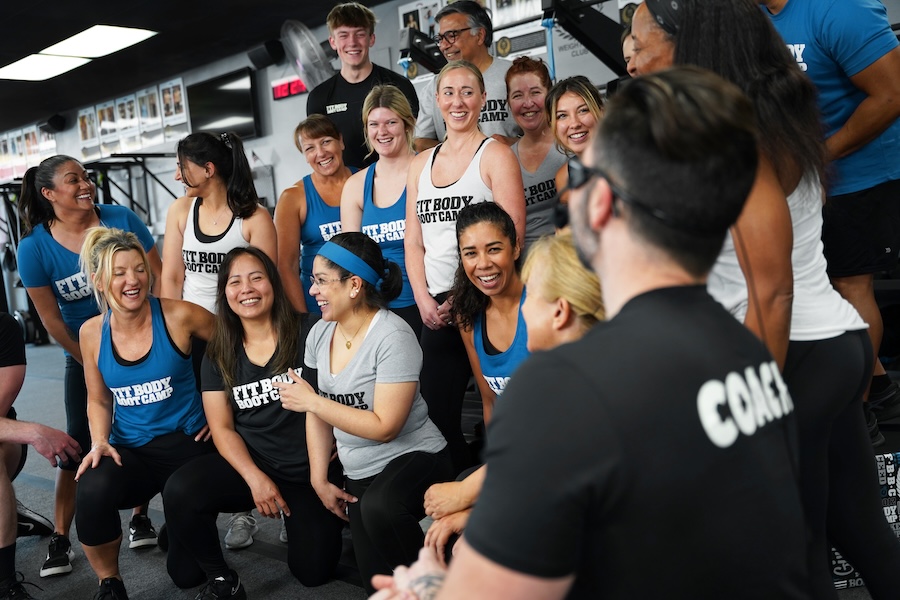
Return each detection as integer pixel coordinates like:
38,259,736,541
351,289,358,298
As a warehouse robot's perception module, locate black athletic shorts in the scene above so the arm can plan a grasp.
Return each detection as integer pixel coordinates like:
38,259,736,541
823,178,900,277
6,407,27,481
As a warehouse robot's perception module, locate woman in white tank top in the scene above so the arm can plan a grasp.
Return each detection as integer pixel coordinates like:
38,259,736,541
404,60,526,473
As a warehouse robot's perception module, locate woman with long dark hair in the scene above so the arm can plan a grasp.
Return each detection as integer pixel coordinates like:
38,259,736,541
16,155,162,577
162,247,344,598
545,76,604,202
630,1,900,596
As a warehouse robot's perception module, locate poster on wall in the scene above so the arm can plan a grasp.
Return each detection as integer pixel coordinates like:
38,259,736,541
22,126,40,167
398,0,442,38
96,100,118,143
137,86,164,148
38,128,57,159
78,107,99,148
116,94,142,152
10,130,27,178
488,0,542,29
160,78,187,127
0,135,12,181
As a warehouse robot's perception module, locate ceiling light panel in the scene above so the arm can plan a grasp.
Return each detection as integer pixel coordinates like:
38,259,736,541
41,25,157,58
0,54,91,81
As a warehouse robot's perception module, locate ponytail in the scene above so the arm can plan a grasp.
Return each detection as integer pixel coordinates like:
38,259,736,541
20,155,81,235
176,131,259,220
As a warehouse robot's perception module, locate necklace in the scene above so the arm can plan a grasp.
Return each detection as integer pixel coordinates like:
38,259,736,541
337,313,371,349
205,201,229,225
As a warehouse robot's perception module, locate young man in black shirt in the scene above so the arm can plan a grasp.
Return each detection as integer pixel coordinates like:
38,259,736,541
306,2,419,169
372,68,813,599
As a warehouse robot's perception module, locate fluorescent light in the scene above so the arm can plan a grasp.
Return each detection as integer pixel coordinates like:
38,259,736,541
0,54,91,81
201,116,254,130
41,25,157,59
218,78,251,91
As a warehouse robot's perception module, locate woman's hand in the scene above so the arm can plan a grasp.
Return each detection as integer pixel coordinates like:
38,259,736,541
370,546,448,600
75,441,121,481
193,424,212,442
424,481,468,519
418,296,444,331
276,369,320,413
436,298,453,328
425,509,471,566
311,480,358,522
247,472,290,519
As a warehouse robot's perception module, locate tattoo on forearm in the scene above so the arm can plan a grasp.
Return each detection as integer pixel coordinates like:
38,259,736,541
411,574,446,600
65,327,78,343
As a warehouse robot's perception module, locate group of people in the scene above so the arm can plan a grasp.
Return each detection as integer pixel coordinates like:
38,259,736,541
4,0,900,599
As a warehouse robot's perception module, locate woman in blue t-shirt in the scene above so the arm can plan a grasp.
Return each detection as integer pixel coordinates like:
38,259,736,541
16,155,162,577
341,85,421,337
74,227,214,600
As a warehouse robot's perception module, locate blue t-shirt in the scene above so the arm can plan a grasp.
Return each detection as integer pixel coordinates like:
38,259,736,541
17,205,156,353
473,288,530,397
98,297,205,447
359,165,415,308
766,0,900,194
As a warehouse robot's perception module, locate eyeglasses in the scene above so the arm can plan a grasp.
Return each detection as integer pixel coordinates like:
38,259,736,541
566,156,716,235
433,27,472,45
309,275,350,288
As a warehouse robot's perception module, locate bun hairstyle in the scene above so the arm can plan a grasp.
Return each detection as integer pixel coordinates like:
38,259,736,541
318,232,403,310
79,227,151,313
20,155,85,235
176,131,259,219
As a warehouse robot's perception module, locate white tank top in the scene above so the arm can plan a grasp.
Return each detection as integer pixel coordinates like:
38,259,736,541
415,138,494,296
708,174,865,341
181,197,250,313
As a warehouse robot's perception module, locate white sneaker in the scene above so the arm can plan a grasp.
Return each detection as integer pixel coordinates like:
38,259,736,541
279,514,288,543
224,512,258,550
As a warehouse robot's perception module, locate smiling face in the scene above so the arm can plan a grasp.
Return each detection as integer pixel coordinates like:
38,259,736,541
329,25,374,68
554,91,598,156
108,249,149,312
628,3,676,77
436,13,482,63
309,256,356,322
437,67,486,133
173,158,210,193
507,72,549,133
43,160,95,214
225,253,274,322
300,134,345,176
459,221,520,298
366,107,407,158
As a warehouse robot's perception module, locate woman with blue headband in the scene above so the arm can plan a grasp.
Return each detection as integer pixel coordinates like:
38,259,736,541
277,232,451,594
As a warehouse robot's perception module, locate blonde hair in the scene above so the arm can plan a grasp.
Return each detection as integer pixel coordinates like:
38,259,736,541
522,233,605,332
435,60,485,95
362,85,417,158
79,227,152,313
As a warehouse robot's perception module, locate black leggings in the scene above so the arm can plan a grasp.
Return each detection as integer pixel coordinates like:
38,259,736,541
62,356,90,471
344,448,453,594
162,452,344,588
419,309,472,474
784,329,900,600
75,431,213,546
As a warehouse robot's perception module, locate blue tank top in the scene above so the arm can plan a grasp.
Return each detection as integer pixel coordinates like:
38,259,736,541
360,165,415,308
98,297,205,447
473,288,530,397
299,173,351,314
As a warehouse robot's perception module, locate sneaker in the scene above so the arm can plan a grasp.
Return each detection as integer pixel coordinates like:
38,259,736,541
16,501,53,537
195,571,246,600
870,381,900,423
128,514,157,549
279,514,288,543
0,572,41,599
865,402,886,448
39,533,74,577
224,513,258,550
93,577,128,600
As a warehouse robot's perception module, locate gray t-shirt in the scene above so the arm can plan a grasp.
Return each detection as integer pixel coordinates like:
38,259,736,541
512,141,567,251
305,310,446,479
415,57,521,142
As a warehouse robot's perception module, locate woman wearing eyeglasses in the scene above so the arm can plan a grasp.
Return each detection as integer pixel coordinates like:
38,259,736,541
629,1,900,597
406,60,526,473
277,232,451,594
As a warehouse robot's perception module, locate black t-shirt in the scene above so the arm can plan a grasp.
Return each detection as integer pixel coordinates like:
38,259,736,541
201,318,319,485
0,313,25,368
466,286,811,599
306,64,420,170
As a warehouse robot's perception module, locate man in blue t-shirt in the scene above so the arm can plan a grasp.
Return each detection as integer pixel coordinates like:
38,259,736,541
763,0,900,430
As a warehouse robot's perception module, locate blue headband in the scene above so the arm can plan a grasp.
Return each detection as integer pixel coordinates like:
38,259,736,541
318,241,385,289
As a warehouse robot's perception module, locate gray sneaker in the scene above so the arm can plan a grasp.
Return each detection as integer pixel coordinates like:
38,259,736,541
224,513,258,550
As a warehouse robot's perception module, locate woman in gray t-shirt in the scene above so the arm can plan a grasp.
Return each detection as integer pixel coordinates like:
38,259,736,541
278,232,452,594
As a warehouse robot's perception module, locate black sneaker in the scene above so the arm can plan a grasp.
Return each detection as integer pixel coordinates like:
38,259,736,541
870,381,900,423
0,572,41,599
128,514,157,549
16,501,53,537
195,571,246,600
39,533,73,577
865,402,886,448
93,577,129,600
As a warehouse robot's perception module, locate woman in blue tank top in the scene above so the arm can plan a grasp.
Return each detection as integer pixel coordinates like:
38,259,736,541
74,227,215,600
341,85,421,336
274,115,355,315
